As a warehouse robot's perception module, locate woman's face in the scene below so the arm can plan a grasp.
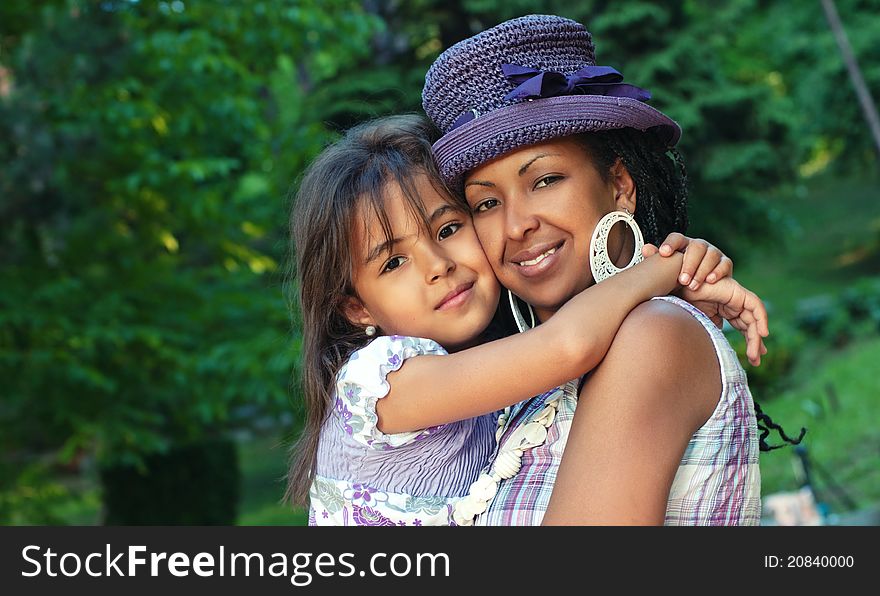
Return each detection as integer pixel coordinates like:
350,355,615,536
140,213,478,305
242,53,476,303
463,137,634,322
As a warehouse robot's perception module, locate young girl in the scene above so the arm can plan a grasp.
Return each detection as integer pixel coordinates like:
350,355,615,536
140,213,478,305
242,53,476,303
285,114,767,526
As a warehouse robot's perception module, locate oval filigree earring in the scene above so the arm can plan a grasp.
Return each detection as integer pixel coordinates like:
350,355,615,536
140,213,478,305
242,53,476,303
589,208,644,283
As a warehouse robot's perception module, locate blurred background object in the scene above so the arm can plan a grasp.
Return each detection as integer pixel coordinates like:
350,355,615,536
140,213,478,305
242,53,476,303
1,0,877,525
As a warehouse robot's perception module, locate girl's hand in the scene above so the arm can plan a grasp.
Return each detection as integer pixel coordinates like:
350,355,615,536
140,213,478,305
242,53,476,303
642,233,733,291
679,277,769,366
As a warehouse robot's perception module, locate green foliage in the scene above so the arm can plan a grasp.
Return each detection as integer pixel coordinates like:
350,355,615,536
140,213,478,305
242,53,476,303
100,437,239,524
0,460,75,525
794,281,880,346
841,278,880,327
723,0,880,176
0,0,380,518
726,323,804,397
3,0,878,523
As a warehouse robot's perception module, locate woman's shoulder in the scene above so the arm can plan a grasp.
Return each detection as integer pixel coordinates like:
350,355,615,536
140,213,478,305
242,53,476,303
617,297,713,347
600,297,721,426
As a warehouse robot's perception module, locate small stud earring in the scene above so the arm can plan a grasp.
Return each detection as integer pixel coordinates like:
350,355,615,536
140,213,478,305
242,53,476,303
365,325,376,337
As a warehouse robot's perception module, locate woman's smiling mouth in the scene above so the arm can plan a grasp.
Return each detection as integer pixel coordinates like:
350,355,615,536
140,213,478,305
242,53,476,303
516,246,558,266
509,241,564,277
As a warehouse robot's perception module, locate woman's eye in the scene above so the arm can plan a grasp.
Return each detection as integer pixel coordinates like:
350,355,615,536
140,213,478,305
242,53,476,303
438,222,461,240
474,198,499,213
535,175,562,189
382,256,406,273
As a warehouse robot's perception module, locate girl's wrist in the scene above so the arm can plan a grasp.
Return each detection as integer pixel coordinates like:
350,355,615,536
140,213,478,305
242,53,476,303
641,252,684,297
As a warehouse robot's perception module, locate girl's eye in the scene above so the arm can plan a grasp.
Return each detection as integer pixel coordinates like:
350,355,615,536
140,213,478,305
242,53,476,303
534,175,562,190
438,222,461,241
382,256,406,273
473,198,499,214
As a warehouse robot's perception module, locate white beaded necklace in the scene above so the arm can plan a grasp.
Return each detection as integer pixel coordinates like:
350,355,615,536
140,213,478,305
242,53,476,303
452,380,576,526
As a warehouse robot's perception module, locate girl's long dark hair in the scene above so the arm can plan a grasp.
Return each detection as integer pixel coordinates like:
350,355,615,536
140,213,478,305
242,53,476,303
284,114,452,507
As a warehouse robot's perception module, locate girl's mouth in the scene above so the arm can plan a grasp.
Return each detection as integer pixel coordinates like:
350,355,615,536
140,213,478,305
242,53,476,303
435,281,476,310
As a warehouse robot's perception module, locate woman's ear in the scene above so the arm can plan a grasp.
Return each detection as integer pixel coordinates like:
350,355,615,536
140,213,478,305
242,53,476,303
341,295,376,329
610,158,637,213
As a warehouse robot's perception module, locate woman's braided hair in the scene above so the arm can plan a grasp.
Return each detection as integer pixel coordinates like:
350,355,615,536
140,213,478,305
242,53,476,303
577,128,805,451
575,127,688,247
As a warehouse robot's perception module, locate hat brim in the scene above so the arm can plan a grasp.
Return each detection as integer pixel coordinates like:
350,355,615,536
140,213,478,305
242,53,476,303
432,94,681,187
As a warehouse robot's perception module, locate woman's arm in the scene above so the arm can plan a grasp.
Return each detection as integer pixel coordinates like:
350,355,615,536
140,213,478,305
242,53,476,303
376,252,685,434
541,299,720,525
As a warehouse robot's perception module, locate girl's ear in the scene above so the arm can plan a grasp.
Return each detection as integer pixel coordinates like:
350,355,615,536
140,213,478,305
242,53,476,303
610,158,637,214
341,295,376,329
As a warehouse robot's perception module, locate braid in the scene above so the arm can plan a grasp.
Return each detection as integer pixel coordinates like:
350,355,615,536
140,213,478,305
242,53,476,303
576,129,689,245
754,400,807,452
578,127,805,453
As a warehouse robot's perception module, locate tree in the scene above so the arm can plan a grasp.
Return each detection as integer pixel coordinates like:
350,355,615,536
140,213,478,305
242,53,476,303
0,0,380,523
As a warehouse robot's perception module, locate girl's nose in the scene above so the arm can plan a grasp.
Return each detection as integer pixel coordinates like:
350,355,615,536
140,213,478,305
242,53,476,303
426,247,456,283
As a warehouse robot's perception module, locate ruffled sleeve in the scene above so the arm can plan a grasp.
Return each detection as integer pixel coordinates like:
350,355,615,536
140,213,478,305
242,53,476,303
333,335,448,449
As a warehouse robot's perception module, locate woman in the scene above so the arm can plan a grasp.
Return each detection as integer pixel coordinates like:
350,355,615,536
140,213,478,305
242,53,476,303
422,14,764,524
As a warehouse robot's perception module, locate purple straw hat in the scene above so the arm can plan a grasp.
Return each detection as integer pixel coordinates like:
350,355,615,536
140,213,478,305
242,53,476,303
422,14,682,187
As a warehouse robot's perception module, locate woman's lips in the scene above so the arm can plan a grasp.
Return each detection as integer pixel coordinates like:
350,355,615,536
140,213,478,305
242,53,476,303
435,281,475,311
509,241,564,278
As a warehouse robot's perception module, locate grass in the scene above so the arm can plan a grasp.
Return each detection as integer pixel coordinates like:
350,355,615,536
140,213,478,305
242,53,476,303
734,173,880,323
756,336,880,511
730,171,880,519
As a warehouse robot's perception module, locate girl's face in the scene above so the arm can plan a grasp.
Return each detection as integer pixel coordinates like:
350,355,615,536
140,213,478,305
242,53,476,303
463,137,635,322
346,174,500,352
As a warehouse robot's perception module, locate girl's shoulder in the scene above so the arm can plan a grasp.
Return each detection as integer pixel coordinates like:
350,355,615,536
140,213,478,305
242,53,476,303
332,335,451,450
344,335,448,369
338,335,448,395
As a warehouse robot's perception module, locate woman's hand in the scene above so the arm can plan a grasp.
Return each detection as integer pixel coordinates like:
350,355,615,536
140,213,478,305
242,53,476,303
643,232,732,291
679,277,769,366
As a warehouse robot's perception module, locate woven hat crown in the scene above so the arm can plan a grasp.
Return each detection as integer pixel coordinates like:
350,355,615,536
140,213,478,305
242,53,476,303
421,14,681,185
423,15,596,134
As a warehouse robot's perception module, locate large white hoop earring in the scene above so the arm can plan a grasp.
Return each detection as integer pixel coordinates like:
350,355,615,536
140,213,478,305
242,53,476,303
589,209,645,283
507,289,536,333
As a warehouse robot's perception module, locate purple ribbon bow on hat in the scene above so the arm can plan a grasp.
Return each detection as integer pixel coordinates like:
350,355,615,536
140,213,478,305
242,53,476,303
501,63,651,102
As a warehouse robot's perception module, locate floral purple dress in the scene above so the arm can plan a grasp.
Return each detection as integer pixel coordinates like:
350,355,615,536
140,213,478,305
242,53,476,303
309,335,498,526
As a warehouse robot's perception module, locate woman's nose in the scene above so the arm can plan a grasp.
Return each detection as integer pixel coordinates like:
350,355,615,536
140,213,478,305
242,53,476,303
505,198,540,240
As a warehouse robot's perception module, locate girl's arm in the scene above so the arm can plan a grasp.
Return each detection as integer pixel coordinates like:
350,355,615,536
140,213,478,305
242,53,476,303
541,298,721,525
376,251,685,434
